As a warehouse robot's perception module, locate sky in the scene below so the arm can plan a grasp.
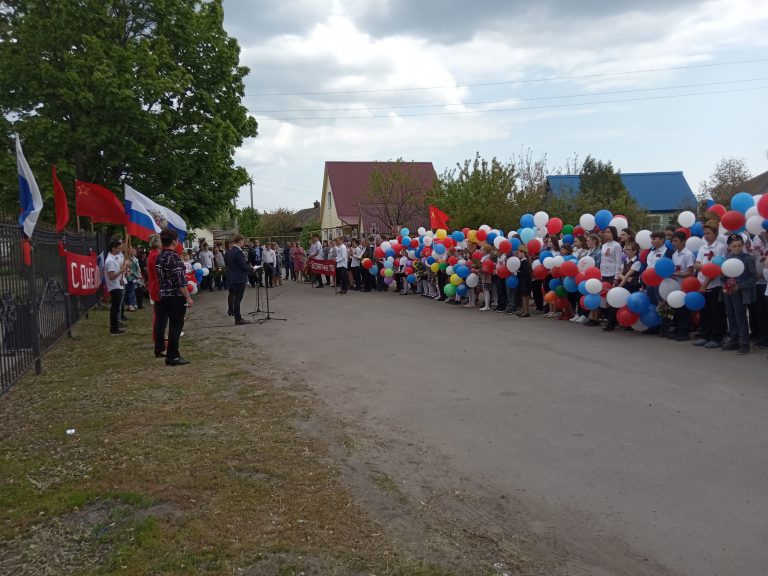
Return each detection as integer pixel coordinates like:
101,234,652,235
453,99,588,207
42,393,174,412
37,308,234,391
222,0,768,213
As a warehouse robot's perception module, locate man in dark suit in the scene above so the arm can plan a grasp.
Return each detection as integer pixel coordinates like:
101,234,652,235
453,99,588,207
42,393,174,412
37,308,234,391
225,234,251,325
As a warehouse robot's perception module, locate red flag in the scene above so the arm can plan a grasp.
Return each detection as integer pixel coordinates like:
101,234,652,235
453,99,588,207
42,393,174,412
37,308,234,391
429,205,450,230
75,180,127,225
52,165,70,233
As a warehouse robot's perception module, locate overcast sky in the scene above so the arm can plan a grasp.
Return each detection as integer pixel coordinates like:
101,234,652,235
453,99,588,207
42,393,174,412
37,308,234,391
223,0,768,212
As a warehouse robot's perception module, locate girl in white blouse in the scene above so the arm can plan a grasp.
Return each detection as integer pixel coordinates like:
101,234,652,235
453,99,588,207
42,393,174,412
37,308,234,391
600,226,623,282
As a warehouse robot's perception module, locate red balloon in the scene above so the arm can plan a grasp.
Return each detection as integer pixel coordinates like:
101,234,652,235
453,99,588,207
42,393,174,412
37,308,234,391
499,239,512,253
422,247,432,257
374,247,385,259
676,227,691,239
709,204,726,218
584,267,602,280
410,238,419,248
405,267,414,275
641,267,662,286
560,261,579,277
573,225,584,236
721,210,746,232
575,272,587,284
527,239,541,256
462,227,470,236
680,277,701,292
700,262,721,278
379,268,387,277
497,265,511,279
443,237,455,249
550,266,562,279
579,295,588,309
476,229,488,241
362,258,373,269
546,217,563,235
601,281,613,296
448,255,458,265
639,248,650,264
533,265,549,280
617,307,640,327
471,250,483,261
556,297,569,308
758,195,768,219
396,235,402,244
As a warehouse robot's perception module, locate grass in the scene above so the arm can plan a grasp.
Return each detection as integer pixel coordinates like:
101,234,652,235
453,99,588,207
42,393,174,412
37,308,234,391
0,306,456,575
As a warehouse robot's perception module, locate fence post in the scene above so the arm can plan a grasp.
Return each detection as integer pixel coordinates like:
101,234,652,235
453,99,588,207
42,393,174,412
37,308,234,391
25,239,43,375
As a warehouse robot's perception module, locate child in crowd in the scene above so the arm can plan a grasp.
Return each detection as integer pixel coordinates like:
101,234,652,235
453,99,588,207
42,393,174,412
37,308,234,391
604,241,642,331
479,245,495,311
668,231,695,341
722,234,757,355
694,223,728,348
515,245,531,317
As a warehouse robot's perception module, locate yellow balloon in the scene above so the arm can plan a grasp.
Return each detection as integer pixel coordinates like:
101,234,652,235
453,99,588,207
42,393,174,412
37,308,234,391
430,262,440,273
450,274,462,286
468,230,477,243
436,229,447,240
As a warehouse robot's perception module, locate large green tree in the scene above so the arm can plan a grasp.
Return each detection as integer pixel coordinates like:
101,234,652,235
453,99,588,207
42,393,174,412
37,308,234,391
698,157,752,204
0,0,257,228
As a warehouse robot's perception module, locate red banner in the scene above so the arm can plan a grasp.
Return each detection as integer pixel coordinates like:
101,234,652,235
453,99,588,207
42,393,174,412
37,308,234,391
308,258,336,276
67,252,102,295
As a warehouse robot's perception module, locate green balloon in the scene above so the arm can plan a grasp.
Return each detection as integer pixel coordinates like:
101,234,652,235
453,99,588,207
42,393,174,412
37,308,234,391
444,283,456,296
555,285,567,297
562,224,574,235
439,261,448,271
384,267,394,277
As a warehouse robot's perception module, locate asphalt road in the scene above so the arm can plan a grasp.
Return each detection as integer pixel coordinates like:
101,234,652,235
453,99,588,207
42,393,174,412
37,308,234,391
218,281,768,576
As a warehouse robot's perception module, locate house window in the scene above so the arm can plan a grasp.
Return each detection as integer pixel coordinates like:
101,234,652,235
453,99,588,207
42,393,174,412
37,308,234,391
328,190,333,208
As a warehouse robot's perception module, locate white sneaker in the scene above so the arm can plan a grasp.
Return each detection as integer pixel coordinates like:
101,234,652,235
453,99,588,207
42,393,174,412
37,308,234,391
480,306,491,311
576,315,588,324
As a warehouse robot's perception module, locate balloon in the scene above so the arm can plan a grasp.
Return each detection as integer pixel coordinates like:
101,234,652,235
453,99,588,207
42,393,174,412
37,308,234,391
401,236,411,247
544,290,557,303
659,278,680,300
384,276,394,285
708,204,726,218
456,283,469,297
193,262,202,270
700,262,720,278
653,257,675,278
400,227,410,237
641,309,662,328
476,229,488,242
641,267,662,286
442,237,455,250
583,293,602,310
680,277,701,293
666,290,686,309
632,319,648,332
471,250,483,261
430,262,439,273
450,273,463,286
562,224,574,235
497,265,511,279
595,209,613,229
202,267,210,276
721,210,746,232
506,257,521,273
746,215,765,235
758,194,768,218
527,239,541,256
606,287,630,308
383,260,394,269
730,191,754,213
423,236,433,246
690,222,704,237
585,278,602,294
406,274,416,283
510,237,521,252
627,291,651,313
563,276,578,292
506,276,519,289
384,268,394,278
721,258,745,278
580,213,596,231
456,265,470,278
369,265,379,275
433,243,446,255
555,285,567,298
466,273,479,288
539,250,553,261
533,211,549,227
533,265,549,280
617,307,640,327
417,227,427,236
546,217,563,235
684,291,706,311
542,257,555,270
578,256,596,272
519,228,535,243
446,265,455,276
549,278,562,290
411,239,420,248
195,269,204,282
520,213,535,228
362,258,372,269
493,235,503,249
560,261,579,277
678,211,696,228
499,239,512,253
609,216,628,231
635,230,652,250
452,230,465,242
686,236,704,253
583,267,602,280
436,229,448,240
578,280,589,295
561,234,574,246
712,255,726,266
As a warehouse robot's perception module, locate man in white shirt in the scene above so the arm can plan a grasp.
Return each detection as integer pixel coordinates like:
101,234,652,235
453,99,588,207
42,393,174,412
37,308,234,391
104,238,127,335
308,235,324,288
197,242,214,292
694,223,728,348
262,242,277,287
669,231,695,341
334,237,349,294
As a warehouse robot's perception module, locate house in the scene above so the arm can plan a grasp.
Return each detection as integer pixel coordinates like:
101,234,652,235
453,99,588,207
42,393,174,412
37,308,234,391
546,171,698,228
293,200,322,234
320,161,437,239
739,170,768,196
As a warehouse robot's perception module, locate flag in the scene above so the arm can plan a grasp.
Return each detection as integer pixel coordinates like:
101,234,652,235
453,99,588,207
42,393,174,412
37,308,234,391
124,184,187,242
75,180,127,225
429,204,450,231
52,165,70,233
16,135,43,237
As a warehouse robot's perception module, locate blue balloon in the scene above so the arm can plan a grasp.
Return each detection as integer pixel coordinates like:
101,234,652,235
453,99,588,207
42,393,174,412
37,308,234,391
369,265,379,276
452,230,465,242
414,248,422,258
433,243,446,255
401,236,411,247
486,232,498,246
510,237,521,251
539,250,553,261
595,209,613,229
386,248,396,258
730,191,754,214
549,278,562,290
712,255,726,266
578,280,589,295
400,227,410,237
456,265,470,278
684,291,705,311
763,220,768,231
456,283,468,297
706,198,715,208
640,309,662,328
654,257,675,278
562,234,574,245
519,228,535,243
520,213,535,228
584,293,602,310
690,222,704,238
627,291,651,314
664,240,673,251
563,276,578,292
406,274,416,284
426,256,435,265
506,276,519,289
195,269,204,282
383,260,394,269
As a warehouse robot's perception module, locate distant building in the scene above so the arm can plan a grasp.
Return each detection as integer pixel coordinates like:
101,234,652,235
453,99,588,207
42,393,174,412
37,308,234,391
293,200,322,234
320,161,437,239
739,170,768,196
546,171,698,228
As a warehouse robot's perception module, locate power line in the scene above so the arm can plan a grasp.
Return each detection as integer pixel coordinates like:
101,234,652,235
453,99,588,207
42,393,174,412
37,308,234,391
249,76,768,113
259,85,768,121
247,57,768,97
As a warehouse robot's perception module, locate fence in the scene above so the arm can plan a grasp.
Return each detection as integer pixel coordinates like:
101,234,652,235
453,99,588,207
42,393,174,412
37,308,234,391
0,219,104,395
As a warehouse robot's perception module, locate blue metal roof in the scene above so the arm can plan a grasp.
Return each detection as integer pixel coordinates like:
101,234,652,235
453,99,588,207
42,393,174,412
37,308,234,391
546,172,697,213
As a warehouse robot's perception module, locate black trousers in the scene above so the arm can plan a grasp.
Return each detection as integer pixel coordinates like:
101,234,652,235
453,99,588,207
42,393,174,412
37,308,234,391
531,280,544,310
155,296,186,361
351,266,362,290
362,267,374,290
495,276,507,310
228,282,246,320
437,271,448,298
336,267,349,292
264,264,275,287
109,288,123,330
749,289,768,342
699,287,727,342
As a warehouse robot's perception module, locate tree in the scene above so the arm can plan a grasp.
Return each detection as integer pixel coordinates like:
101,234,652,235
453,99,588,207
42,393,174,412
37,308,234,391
698,157,752,204
0,0,258,227
237,207,260,238
256,208,297,238
360,158,436,234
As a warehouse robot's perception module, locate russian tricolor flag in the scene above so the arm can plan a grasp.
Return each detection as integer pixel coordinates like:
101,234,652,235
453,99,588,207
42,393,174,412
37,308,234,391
124,184,187,242
16,135,43,237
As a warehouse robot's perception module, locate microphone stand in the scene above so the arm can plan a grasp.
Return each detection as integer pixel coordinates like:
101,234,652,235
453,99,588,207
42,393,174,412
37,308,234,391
255,265,287,324
248,265,264,318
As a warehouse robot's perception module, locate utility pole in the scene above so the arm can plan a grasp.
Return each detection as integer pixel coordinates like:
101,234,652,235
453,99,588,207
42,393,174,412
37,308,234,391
249,177,254,210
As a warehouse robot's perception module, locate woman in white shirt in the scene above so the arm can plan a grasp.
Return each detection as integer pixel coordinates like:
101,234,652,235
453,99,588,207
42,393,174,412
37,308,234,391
600,226,623,283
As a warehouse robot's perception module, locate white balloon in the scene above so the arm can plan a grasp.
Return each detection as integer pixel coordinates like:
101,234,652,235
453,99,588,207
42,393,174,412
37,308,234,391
580,213,596,231
685,236,704,253
721,258,745,278
606,287,630,308
423,236,433,246
193,262,202,270
507,230,517,239
536,226,547,238
446,265,454,276
479,224,491,232
381,241,392,251
466,272,479,288
659,278,680,300
746,215,765,235
632,319,648,332
386,256,395,263
610,217,629,231
533,211,550,227
426,230,434,237
636,230,653,250
552,255,565,268
578,256,596,271
506,256,521,273
666,290,687,309
585,278,603,294
457,259,467,266
407,250,416,259
417,227,427,236
531,258,541,269
543,256,556,269
745,206,758,219
493,236,504,249
678,211,696,228
202,267,210,276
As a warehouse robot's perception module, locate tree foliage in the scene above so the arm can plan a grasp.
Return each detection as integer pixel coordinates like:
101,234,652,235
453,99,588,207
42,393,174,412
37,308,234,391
237,206,260,238
698,157,752,204
256,208,297,238
0,0,258,227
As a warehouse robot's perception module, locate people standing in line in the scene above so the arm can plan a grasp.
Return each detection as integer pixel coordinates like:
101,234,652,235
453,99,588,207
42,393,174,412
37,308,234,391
325,239,336,287
197,242,214,292
262,242,277,287
225,234,251,326
309,235,324,287
105,238,128,335
273,242,283,285
155,228,194,366
334,237,349,294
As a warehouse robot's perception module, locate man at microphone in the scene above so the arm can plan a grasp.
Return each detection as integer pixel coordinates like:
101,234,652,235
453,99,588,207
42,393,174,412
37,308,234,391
225,234,253,325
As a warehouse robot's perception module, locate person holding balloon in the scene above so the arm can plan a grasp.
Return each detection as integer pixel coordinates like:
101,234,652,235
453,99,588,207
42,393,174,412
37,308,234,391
604,241,642,331
479,245,495,311
694,223,728,348
514,244,532,317
721,234,757,355
666,231,695,341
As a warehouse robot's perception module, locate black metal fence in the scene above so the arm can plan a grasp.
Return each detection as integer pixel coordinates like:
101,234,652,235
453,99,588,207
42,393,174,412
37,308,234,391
0,219,104,395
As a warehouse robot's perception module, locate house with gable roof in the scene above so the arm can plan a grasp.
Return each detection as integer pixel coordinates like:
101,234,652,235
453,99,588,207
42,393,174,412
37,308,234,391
320,161,438,239
546,171,698,228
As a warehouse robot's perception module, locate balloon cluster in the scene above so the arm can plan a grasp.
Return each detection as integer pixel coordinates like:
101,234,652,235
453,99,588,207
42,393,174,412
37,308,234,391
187,262,209,295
